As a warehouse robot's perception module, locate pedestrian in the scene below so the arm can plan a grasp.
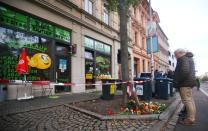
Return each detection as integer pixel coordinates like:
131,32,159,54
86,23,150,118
174,49,196,125
167,69,174,79
196,78,200,91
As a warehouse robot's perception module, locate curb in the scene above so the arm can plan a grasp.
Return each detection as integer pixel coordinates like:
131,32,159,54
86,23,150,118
149,94,181,131
65,95,180,121
66,104,160,120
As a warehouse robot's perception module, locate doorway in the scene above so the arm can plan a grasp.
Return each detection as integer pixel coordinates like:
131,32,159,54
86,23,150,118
55,42,71,93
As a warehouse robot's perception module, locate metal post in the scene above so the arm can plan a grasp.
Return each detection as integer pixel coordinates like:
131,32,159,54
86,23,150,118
149,0,155,91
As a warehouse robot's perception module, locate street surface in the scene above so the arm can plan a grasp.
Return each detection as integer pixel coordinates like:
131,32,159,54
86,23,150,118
174,83,208,131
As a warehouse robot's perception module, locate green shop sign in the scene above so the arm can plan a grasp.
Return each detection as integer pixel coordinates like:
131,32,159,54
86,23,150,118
85,37,111,54
30,18,53,37
55,27,70,42
0,6,27,30
0,5,71,43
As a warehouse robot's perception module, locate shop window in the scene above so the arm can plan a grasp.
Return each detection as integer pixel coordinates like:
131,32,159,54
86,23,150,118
96,54,111,76
84,0,93,15
0,26,51,81
84,37,112,89
85,51,93,60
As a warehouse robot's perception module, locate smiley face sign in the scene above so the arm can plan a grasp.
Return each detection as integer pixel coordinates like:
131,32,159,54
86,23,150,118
27,53,51,69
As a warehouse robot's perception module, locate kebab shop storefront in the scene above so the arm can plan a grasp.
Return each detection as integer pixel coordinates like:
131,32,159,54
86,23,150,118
0,5,72,100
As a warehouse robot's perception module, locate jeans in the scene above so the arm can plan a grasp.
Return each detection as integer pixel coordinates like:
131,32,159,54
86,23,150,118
179,87,196,121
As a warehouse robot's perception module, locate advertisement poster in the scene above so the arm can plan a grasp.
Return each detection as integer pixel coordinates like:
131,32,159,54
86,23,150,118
59,59,67,72
135,85,143,96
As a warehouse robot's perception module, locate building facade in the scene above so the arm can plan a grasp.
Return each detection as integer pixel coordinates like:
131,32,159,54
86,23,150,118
0,0,171,100
131,0,150,77
0,0,121,98
156,24,169,73
130,0,169,77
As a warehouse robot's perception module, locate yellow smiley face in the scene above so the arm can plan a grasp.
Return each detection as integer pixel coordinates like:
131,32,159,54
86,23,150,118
28,53,52,69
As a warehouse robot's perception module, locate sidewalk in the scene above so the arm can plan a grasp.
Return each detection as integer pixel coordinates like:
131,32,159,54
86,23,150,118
0,91,102,116
0,89,179,131
174,83,208,131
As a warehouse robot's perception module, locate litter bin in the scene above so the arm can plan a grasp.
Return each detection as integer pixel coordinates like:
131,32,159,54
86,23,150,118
116,79,122,90
0,85,7,102
155,78,171,99
168,78,174,97
101,79,117,100
134,77,152,101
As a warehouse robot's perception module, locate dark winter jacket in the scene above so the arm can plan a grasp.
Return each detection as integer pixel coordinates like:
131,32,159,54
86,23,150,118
174,52,196,88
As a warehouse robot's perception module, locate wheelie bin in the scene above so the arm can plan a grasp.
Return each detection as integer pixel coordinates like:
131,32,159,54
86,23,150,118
155,78,171,99
134,77,152,101
101,79,117,100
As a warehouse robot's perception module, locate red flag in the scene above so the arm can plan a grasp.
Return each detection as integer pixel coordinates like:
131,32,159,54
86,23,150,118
16,48,28,75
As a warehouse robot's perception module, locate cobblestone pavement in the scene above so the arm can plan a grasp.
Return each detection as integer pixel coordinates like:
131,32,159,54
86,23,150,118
0,92,101,116
0,105,156,131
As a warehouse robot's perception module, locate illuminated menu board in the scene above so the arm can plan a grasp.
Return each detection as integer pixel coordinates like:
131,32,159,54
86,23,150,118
0,6,28,30
30,18,53,37
55,27,70,42
0,5,71,43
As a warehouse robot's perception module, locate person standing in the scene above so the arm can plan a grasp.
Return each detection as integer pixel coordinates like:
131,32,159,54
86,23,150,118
174,49,196,125
196,78,200,91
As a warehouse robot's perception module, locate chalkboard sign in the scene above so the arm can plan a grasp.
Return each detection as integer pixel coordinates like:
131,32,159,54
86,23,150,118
55,27,70,42
30,18,53,38
0,6,28,30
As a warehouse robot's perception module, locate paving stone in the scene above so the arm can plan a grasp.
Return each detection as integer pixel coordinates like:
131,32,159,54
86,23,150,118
0,93,156,131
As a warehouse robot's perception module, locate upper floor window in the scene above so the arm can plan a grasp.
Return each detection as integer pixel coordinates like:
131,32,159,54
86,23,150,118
142,37,145,49
168,51,171,56
103,4,109,25
85,0,93,15
134,7,137,16
134,32,137,45
141,13,144,25
169,60,171,65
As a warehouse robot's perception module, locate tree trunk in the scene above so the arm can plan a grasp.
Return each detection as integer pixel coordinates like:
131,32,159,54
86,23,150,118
118,0,129,105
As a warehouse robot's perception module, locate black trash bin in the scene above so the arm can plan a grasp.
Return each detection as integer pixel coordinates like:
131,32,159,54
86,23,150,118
134,77,152,101
155,78,171,99
101,79,116,100
116,79,122,90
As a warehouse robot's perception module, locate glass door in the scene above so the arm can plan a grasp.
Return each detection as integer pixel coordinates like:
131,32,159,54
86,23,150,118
55,42,71,93
85,50,95,89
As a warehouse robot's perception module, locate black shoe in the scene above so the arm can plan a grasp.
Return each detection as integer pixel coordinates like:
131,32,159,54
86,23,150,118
178,113,187,118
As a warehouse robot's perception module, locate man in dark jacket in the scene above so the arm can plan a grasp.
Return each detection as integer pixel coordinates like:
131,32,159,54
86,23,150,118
174,49,196,125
